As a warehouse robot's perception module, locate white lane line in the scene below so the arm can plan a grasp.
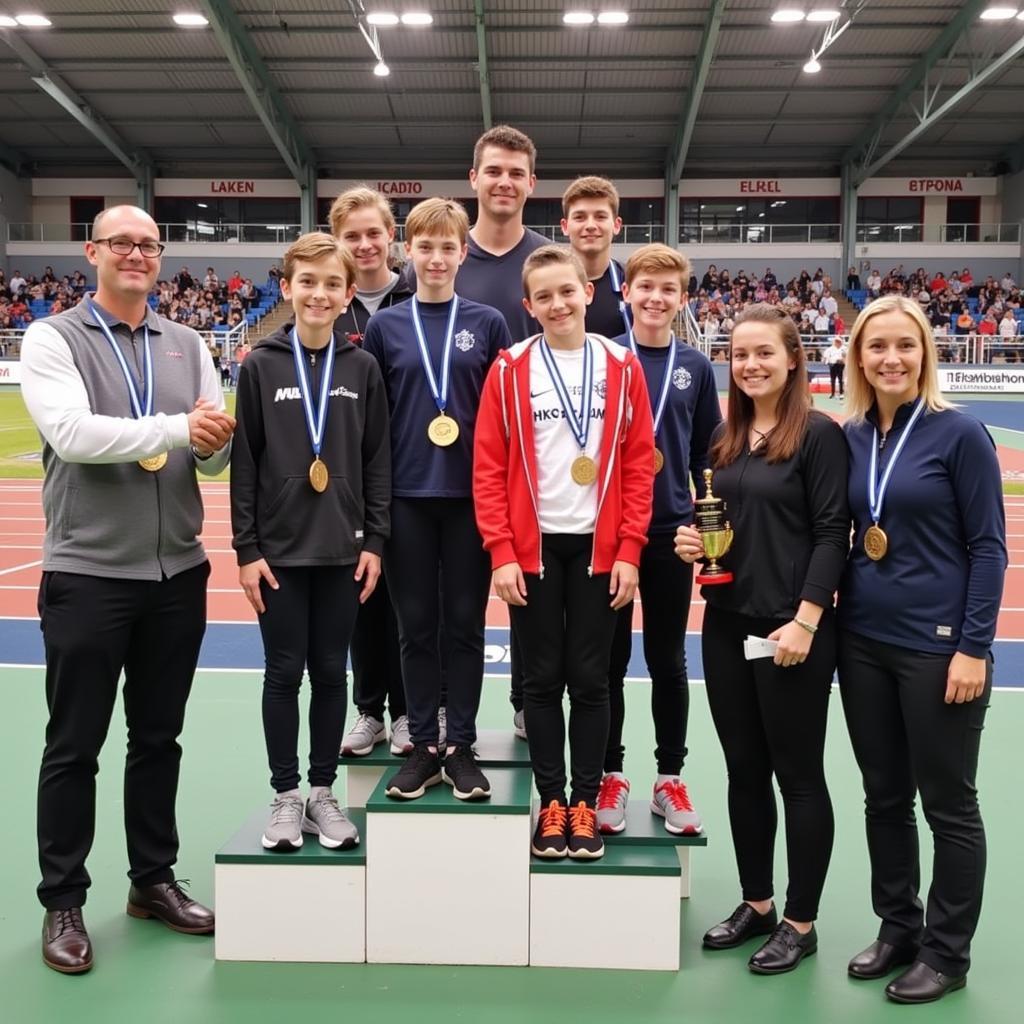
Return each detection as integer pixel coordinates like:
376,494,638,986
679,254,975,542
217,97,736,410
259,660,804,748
0,559,42,577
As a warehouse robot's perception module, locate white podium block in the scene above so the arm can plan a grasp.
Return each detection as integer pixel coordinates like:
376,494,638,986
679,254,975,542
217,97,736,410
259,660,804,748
215,808,366,963
365,767,532,966
529,844,681,971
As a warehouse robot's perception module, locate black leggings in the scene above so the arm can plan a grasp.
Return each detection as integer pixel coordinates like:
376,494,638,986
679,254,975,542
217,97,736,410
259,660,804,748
838,629,990,977
349,572,405,721
509,534,618,805
606,532,692,776
259,565,359,792
828,363,845,396
386,497,490,748
702,604,835,922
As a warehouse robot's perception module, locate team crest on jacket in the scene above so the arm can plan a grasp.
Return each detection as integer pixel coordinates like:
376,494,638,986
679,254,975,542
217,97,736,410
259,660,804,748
673,367,692,390
455,329,476,352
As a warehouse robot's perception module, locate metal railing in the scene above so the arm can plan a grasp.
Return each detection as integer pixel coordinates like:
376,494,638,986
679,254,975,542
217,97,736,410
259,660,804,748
856,223,1022,244
5,222,304,244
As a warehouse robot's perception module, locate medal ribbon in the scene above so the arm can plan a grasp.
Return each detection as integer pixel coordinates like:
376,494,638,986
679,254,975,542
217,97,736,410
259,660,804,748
539,336,594,452
607,261,632,337
868,397,925,525
410,295,459,415
627,330,677,438
88,298,153,419
290,327,335,459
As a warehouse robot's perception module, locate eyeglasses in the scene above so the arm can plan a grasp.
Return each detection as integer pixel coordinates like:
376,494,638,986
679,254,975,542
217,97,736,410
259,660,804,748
92,237,165,258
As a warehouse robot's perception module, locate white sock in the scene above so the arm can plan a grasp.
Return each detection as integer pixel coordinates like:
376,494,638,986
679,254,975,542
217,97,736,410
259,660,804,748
308,785,332,802
278,787,301,799
655,774,679,786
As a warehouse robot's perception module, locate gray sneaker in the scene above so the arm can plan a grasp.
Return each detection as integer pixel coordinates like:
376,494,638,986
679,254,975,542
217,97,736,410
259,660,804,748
513,709,527,740
261,793,304,851
651,777,703,835
340,713,386,756
596,773,630,834
390,714,413,755
302,789,360,849
437,706,447,749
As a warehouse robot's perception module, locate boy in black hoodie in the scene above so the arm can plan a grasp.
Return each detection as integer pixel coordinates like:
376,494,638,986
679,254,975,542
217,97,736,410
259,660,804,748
231,233,390,852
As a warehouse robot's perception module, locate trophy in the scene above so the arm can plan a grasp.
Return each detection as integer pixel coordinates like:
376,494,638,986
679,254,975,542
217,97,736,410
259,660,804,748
694,468,734,585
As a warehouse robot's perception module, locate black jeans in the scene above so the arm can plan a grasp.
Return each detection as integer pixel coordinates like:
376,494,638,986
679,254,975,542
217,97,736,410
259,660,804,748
702,604,835,922
606,532,692,775
386,497,490,748
829,363,845,396
259,565,359,792
36,562,209,910
349,572,405,722
838,629,991,977
509,534,618,805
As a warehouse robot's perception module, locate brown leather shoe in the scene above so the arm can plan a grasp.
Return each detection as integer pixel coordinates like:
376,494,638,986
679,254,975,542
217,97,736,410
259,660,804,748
126,880,214,935
42,908,93,974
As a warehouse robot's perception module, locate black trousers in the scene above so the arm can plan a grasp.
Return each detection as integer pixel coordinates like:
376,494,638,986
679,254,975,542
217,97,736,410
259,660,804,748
36,562,209,910
509,626,524,712
702,604,835,922
828,363,845,396
349,572,405,721
509,534,618,805
838,629,991,977
259,565,359,792
386,497,490,748
606,532,692,775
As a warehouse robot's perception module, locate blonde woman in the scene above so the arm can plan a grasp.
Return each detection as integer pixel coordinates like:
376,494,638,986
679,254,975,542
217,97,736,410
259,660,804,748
837,295,1007,1004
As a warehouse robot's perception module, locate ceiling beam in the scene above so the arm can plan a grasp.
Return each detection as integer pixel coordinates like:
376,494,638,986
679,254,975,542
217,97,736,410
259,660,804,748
198,0,318,227
473,0,492,130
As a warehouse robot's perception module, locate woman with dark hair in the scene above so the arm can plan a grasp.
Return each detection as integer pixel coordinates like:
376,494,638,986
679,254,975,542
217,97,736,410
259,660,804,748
837,295,1006,1004
675,304,849,975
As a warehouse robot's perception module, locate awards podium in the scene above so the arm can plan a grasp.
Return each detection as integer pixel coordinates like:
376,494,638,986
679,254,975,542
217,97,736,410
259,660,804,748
215,730,707,969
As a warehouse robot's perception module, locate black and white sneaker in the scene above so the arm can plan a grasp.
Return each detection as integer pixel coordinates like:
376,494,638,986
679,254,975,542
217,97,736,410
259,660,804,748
531,799,569,858
442,746,491,800
385,744,442,799
567,802,604,859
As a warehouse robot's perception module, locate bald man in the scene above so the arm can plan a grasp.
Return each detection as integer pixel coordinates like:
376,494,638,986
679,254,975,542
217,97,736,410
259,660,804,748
20,206,235,973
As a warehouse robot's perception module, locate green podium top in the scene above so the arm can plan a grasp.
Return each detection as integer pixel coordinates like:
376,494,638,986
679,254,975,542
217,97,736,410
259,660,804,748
530,842,681,877
216,807,367,866
366,766,533,815
339,729,533,769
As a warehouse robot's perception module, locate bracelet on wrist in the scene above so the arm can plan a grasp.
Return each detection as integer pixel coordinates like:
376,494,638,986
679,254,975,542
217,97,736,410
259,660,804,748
794,617,818,635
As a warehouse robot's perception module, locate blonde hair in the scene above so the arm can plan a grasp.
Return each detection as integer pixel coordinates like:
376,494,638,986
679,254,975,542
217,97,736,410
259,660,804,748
328,186,395,237
561,175,620,217
521,244,587,297
845,295,953,421
404,197,470,244
282,232,356,284
624,243,692,289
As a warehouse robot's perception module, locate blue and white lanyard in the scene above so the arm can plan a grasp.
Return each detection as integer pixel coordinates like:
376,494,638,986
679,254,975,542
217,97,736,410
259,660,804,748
539,336,594,451
290,327,335,459
607,261,632,337
410,295,459,415
628,330,677,437
89,299,153,418
868,398,925,525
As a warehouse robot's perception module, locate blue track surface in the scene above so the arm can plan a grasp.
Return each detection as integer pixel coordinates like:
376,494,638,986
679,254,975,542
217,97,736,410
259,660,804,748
2,619,1021,688
956,399,1024,433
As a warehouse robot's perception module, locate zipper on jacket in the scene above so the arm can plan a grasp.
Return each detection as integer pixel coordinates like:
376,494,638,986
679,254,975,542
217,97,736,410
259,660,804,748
588,356,629,576
512,364,544,579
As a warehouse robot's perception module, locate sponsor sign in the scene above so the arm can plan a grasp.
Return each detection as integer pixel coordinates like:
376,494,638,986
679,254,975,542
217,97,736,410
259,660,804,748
939,367,1024,393
0,360,22,385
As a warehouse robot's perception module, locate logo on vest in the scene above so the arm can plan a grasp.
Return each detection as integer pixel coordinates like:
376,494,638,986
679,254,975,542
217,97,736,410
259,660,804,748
455,329,476,352
164,350,184,359
673,367,692,391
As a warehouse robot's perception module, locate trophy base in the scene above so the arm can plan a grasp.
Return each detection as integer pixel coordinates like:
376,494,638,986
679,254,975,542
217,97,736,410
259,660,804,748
696,569,734,585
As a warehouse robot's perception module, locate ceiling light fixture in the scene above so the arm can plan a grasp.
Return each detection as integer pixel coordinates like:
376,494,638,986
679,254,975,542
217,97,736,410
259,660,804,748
400,11,433,26
172,12,208,27
367,13,400,26
803,57,822,72
373,60,391,76
979,6,1019,19
806,8,840,22
597,11,629,25
563,11,596,26
0,15,18,26
15,13,52,26
770,7,806,23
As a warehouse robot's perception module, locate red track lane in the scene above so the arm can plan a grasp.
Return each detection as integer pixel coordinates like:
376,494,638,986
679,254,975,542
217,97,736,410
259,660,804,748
2,481,1024,638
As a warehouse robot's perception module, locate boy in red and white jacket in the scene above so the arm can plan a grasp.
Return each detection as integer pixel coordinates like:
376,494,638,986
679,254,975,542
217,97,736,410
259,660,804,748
473,244,654,860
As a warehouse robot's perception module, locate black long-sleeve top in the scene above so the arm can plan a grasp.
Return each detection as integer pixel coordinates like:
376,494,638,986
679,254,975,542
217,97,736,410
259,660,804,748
702,410,850,619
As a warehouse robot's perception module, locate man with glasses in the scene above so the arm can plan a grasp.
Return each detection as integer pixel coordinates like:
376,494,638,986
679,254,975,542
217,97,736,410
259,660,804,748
20,205,235,974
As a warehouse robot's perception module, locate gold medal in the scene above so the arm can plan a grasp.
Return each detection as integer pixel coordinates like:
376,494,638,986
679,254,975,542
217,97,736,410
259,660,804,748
653,447,664,474
570,454,597,486
138,452,168,472
309,457,329,493
864,523,888,561
427,413,459,447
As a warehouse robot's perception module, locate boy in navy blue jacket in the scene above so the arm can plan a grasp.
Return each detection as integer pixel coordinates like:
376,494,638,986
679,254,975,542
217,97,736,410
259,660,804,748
599,244,721,836
363,197,511,801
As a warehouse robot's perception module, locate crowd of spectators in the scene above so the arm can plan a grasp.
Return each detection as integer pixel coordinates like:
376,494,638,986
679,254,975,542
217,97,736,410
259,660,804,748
0,266,89,331
689,265,847,360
